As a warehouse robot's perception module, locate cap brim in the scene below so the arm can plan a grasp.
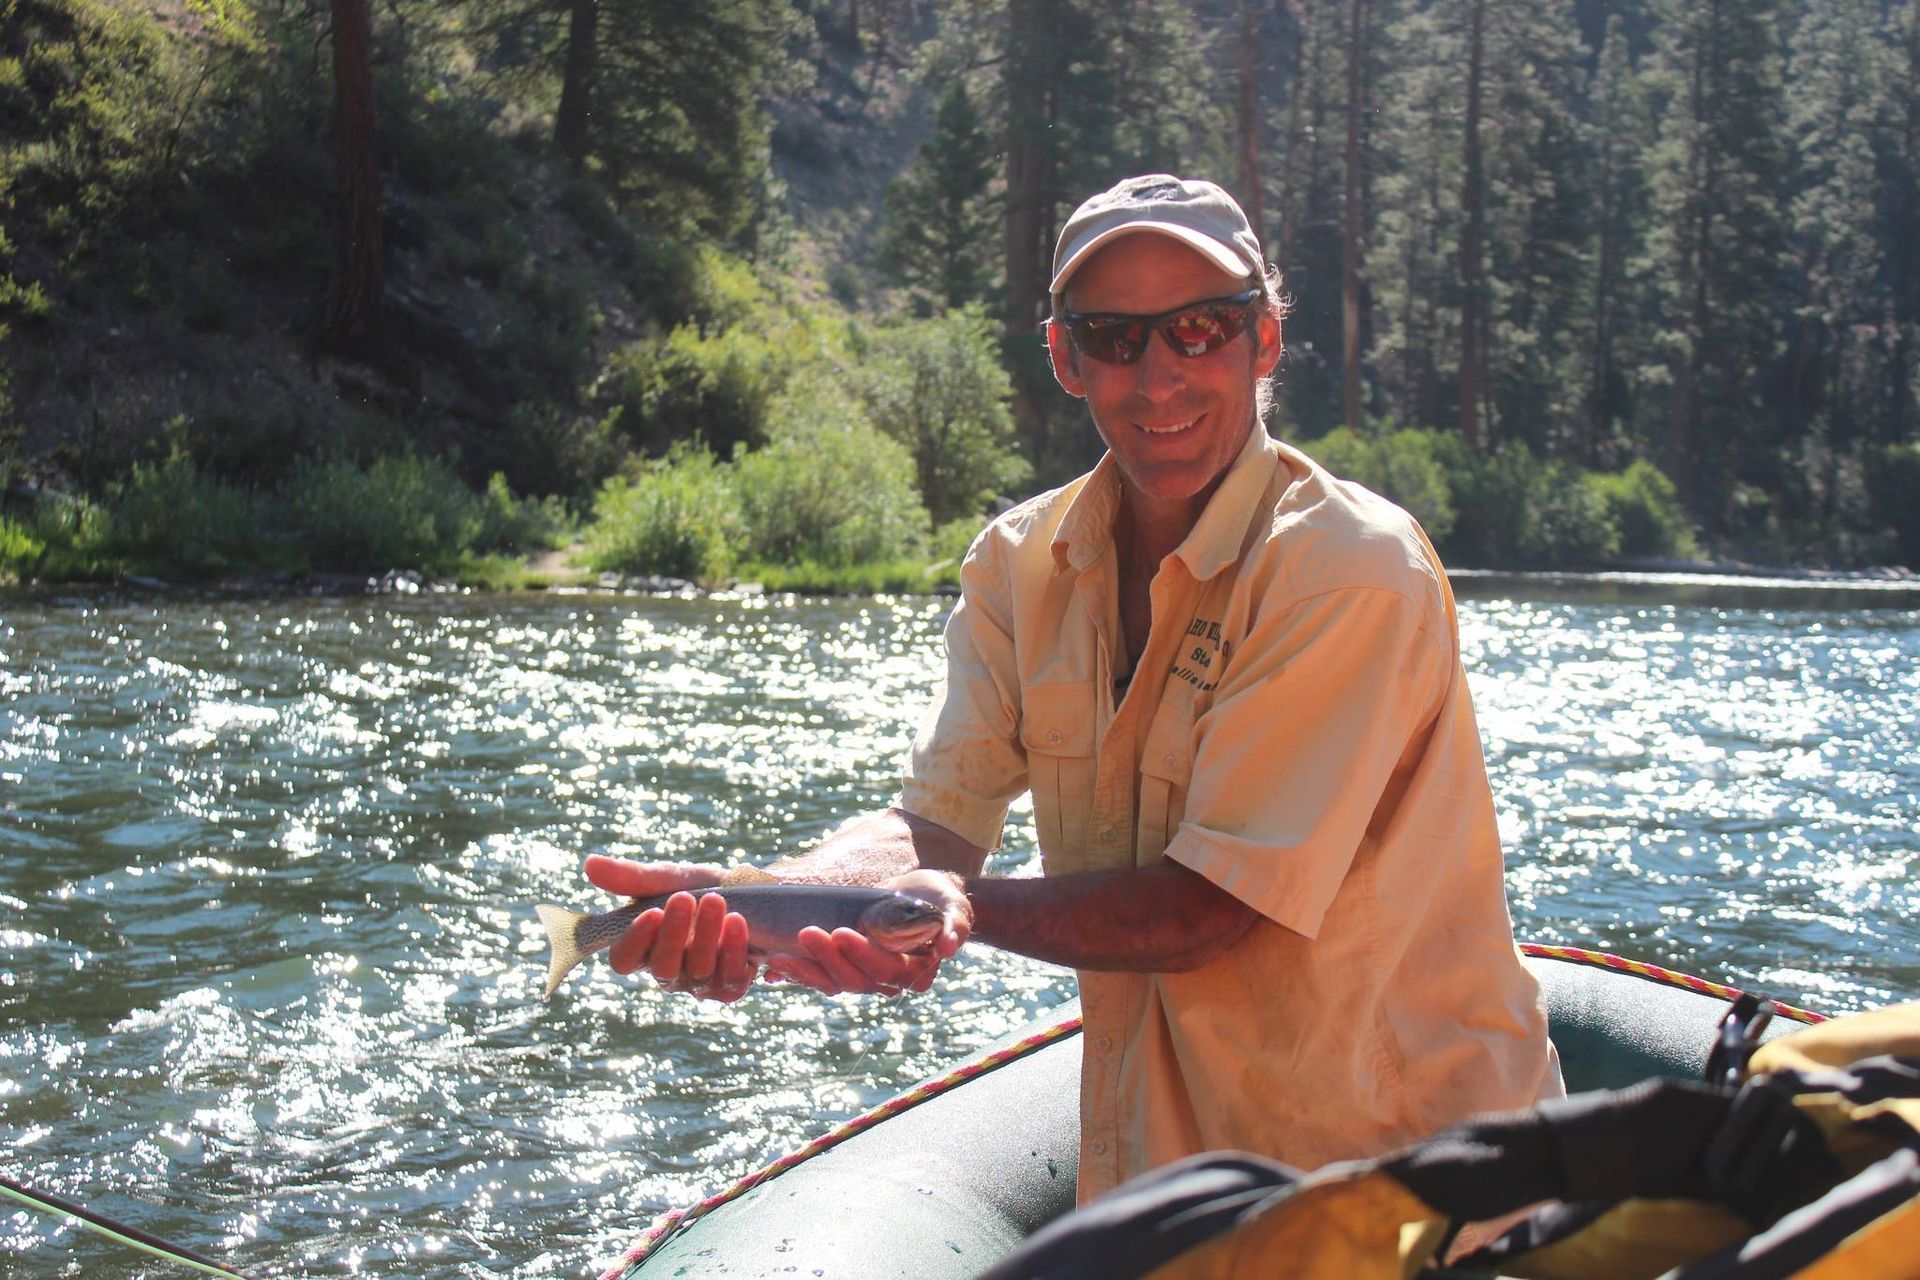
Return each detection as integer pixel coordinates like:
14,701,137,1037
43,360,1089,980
1049,223,1253,295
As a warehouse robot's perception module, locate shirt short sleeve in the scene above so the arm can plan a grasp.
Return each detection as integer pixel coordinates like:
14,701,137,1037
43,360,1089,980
898,531,1030,851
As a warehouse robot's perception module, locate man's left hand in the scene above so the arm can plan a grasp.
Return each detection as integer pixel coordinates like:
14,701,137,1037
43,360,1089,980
764,869,971,996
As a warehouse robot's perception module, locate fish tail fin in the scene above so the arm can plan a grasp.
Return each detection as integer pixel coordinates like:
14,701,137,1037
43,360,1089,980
535,904,589,1000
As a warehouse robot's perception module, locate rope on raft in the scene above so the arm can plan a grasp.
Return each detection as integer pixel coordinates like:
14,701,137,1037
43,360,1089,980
601,943,1825,1276
1516,943,1827,1025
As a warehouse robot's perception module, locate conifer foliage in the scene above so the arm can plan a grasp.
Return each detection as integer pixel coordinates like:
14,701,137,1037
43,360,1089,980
870,0,1918,562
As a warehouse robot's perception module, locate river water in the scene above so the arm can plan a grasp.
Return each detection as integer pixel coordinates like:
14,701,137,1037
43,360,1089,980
2,588,1916,1278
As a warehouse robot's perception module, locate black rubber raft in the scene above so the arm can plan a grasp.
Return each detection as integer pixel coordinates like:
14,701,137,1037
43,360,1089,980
608,949,1815,1280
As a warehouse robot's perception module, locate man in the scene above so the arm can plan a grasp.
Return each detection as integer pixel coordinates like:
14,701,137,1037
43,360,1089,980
585,174,1562,1202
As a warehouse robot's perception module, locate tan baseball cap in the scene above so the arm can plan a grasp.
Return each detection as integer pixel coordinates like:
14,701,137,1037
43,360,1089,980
1049,174,1264,296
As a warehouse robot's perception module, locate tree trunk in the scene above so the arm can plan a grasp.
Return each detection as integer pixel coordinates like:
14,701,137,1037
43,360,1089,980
1669,9,1716,522
554,0,598,177
1277,0,1308,275
1236,0,1265,244
1340,0,1368,431
1003,0,1049,337
323,0,383,351
1457,0,1486,452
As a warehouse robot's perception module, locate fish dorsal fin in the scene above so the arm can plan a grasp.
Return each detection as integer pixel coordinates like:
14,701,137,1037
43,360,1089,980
717,865,780,886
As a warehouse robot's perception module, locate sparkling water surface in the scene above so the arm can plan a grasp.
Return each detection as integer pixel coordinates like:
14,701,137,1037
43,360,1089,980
2,589,1916,1277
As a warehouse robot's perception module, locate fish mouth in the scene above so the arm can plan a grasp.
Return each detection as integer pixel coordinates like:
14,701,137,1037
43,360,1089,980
869,921,942,952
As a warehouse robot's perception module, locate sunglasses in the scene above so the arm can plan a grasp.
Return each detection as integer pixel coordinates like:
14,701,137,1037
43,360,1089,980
1059,287,1264,365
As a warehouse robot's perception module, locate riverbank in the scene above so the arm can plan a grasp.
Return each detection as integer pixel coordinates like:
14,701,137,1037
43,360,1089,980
7,549,1916,608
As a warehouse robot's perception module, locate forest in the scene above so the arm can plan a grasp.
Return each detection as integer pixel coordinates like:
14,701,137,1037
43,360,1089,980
2,0,1918,586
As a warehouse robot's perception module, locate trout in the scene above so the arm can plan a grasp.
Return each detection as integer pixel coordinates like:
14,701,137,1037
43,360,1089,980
536,868,943,998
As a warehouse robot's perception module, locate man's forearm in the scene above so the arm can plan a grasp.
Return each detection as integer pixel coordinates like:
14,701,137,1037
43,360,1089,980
965,861,1258,973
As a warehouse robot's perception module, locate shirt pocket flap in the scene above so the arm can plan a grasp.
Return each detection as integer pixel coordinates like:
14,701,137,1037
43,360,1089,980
1140,699,1195,787
1019,681,1095,756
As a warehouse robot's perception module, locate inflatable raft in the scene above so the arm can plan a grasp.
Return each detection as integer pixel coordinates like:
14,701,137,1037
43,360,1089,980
604,946,1823,1280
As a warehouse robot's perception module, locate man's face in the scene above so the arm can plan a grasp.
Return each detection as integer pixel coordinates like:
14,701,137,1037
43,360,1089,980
1047,235,1281,525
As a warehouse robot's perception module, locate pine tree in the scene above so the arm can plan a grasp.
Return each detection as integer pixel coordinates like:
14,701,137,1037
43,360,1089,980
1579,13,1654,466
1783,0,1895,494
880,80,1000,315
1882,0,1920,445
1367,0,1587,452
1638,0,1790,534
471,0,808,244
1271,0,1353,439
1369,0,1464,436
1475,0,1591,456
1340,0,1377,432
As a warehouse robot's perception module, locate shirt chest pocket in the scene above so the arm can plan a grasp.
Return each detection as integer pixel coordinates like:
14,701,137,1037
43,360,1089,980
1019,681,1097,868
1137,691,1195,862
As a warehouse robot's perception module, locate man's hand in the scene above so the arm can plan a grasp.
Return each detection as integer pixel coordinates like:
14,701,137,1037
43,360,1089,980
763,869,972,996
582,855,757,1003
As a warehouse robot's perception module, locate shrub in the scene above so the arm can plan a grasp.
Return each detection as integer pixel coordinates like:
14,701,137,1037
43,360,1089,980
849,307,1031,524
473,472,571,554
732,404,927,568
598,322,785,458
1867,441,1920,568
583,444,740,580
108,451,269,575
280,452,484,572
0,490,115,581
0,513,43,581
1296,424,1457,543
1588,459,1699,561
1443,440,1619,568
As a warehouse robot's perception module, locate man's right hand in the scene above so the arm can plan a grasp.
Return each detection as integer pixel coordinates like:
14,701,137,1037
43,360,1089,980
582,855,757,1003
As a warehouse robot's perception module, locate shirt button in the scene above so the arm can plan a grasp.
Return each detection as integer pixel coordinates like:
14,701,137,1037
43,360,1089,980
1162,752,1177,769
1046,728,1063,744
1094,1035,1113,1053
1090,1138,1108,1156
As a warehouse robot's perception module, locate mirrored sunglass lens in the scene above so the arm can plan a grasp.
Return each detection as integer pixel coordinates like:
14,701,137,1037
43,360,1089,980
1078,320,1145,362
1166,307,1239,355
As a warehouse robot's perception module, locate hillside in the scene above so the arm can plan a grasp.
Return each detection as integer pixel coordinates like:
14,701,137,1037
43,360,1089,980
2,0,935,498
4,0,1917,583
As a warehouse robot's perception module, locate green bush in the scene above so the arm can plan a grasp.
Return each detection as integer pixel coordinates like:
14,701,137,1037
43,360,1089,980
1297,424,1457,543
474,472,572,554
280,452,485,573
0,513,43,581
1588,459,1699,561
584,445,741,580
1867,441,1920,568
599,322,785,458
732,407,928,568
1442,440,1619,568
849,307,1031,524
0,490,115,581
107,451,270,575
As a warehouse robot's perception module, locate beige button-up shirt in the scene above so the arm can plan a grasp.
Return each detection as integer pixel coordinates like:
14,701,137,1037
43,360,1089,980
900,424,1562,1203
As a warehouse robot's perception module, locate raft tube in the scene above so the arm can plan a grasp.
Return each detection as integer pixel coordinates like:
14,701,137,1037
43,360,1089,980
610,949,1820,1280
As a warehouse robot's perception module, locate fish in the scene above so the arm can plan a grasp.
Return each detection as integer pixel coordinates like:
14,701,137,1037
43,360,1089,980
535,869,945,999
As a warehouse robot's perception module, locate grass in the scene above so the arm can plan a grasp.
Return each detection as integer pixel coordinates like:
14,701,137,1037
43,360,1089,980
737,556,961,595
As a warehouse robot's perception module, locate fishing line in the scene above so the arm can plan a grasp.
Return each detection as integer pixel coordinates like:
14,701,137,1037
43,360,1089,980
0,1171,261,1278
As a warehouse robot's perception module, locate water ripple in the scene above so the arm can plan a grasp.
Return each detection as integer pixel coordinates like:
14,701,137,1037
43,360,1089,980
0,591,1913,1277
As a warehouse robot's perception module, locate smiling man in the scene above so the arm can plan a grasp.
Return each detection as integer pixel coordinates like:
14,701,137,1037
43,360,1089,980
586,174,1562,1202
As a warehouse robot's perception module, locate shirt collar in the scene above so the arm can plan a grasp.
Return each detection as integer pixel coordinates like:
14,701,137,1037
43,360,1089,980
1050,421,1280,581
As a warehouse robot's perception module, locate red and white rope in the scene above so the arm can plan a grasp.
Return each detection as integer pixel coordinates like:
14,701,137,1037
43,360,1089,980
1517,943,1826,1025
